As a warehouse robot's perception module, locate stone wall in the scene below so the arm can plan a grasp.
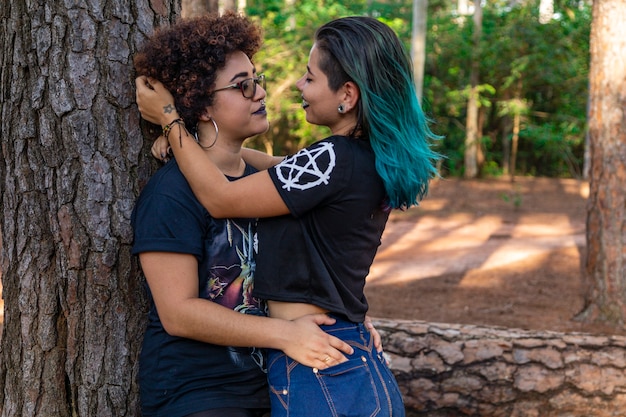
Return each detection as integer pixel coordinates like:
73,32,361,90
373,319,626,417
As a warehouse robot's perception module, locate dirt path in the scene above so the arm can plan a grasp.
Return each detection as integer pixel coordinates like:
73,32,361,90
365,177,624,336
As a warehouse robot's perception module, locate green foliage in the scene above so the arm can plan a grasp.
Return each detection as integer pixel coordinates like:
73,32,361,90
243,0,591,179
245,0,367,154
501,185,523,208
426,0,591,178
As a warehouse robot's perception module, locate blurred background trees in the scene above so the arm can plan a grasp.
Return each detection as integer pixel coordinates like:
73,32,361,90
232,0,591,180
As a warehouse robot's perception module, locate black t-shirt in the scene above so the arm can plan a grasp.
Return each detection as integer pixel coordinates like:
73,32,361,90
131,159,269,417
253,136,389,322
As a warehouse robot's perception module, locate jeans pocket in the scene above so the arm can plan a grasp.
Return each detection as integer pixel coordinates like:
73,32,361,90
314,355,381,417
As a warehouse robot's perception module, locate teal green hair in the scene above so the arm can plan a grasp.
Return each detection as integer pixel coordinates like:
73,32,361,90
315,16,441,209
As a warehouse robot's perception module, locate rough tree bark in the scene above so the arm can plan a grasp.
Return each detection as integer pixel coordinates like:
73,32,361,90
579,0,626,325
0,1,176,415
375,319,626,417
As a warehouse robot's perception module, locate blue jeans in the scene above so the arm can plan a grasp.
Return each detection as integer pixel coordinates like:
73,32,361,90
266,316,405,417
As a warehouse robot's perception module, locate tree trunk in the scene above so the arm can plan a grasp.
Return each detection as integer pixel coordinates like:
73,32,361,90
0,1,177,415
182,0,218,17
476,106,485,170
375,319,626,416
411,0,428,104
285,0,296,30
501,117,511,176
583,89,591,180
510,112,520,181
457,0,470,15
222,0,238,12
464,88,479,178
579,0,626,326
539,0,554,24
463,0,482,179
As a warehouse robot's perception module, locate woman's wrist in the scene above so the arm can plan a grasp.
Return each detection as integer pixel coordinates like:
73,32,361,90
159,103,181,127
162,118,186,146
161,117,181,129
162,118,184,135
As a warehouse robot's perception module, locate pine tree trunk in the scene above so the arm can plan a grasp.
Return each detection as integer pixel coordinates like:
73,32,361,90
579,0,626,326
0,1,177,415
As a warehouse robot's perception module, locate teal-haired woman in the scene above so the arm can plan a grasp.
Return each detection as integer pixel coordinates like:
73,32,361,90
136,16,440,417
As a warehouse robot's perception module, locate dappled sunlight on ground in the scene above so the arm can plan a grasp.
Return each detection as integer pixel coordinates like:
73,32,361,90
365,178,623,336
368,212,584,287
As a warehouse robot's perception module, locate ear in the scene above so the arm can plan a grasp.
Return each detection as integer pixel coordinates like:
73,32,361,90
198,108,213,122
340,81,360,113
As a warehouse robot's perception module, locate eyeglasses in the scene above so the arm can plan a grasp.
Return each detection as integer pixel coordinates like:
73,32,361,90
213,74,266,99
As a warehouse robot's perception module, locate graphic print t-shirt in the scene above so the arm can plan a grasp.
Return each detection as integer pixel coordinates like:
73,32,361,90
131,159,268,417
253,136,389,322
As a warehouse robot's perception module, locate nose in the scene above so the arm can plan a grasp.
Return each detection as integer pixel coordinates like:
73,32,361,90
296,75,305,91
255,83,267,100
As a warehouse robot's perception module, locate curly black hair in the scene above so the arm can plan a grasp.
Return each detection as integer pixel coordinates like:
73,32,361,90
134,12,262,130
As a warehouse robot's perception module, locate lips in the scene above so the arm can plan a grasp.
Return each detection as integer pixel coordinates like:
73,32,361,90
301,98,310,109
253,105,266,115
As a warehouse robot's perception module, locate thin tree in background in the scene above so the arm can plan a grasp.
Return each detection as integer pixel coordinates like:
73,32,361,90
507,81,528,182
463,0,482,178
182,0,218,17
181,0,240,16
0,1,175,414
579,0,626,326
539,0,554,24
222,0,239,12
457,0,470,15
411,0,428,103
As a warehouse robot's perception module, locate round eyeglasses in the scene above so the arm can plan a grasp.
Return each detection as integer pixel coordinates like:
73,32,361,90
213,74,266,99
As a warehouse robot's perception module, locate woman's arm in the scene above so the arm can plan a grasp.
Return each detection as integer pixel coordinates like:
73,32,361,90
147,134,283,168
135,76,288,219
140,251,352,368
241,147,285,170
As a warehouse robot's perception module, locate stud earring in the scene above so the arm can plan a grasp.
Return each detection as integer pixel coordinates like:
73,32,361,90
338,104,345,114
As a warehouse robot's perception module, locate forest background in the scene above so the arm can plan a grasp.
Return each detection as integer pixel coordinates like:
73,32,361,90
242,0,590,180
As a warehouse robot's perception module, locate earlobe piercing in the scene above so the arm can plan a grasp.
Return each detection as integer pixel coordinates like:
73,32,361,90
338,104,345,114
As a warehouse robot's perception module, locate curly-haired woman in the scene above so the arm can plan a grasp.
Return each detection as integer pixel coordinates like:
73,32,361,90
131,12,354,417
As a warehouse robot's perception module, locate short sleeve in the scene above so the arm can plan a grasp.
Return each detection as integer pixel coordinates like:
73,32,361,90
268,138,350,217
132,191,206,257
